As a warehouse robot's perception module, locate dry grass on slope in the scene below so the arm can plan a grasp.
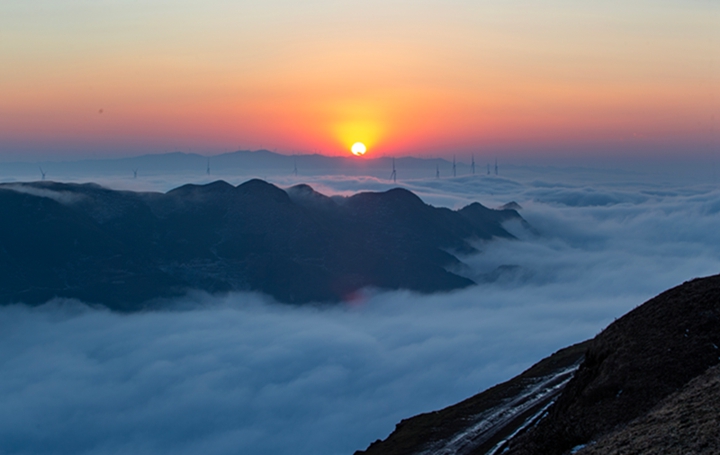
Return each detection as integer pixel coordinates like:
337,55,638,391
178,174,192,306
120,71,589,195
577,364,720,455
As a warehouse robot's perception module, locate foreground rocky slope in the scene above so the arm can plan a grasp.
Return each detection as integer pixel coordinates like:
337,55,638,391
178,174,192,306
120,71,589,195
356,274,720,455
0,180,522,310
576,363,720,455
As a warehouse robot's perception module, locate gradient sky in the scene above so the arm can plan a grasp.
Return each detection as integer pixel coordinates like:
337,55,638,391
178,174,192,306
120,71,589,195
1,0,718,161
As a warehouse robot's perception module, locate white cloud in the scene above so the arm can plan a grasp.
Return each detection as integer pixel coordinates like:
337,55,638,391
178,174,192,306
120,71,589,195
1,184,86,205
1,167,720,455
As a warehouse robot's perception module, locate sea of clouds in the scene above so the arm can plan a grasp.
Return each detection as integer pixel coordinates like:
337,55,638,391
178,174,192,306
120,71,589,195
2,165,720,455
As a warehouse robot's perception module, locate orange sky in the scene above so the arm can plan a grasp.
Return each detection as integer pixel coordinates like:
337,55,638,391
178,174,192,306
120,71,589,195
0,0,718,161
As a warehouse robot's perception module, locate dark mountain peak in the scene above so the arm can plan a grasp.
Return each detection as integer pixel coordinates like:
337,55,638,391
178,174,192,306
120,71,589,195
383,187,428,206
381,187,424,203
205,179,236,191
286,184,336,209
384,186,422,198
235,178,291,203
500,201,522,210
287,183,314,194
346,187,426,211
286,183,324,199
460,201,492,213
457,202,521,240
167,180,235,198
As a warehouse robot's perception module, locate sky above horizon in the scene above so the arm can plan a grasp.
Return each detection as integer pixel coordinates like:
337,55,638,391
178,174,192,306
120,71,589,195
1,0,718,162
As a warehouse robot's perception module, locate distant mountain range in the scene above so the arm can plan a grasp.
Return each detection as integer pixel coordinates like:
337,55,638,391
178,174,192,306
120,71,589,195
0,149,489,180
355,274,720,455
0,180,523,310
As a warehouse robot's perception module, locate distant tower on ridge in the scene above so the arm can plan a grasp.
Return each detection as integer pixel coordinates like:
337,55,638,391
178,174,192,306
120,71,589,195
390,158,397,183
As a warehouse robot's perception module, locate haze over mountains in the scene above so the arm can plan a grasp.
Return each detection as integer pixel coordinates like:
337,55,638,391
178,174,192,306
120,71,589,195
0,149,484,181
0,179,523,309
2,164,720,455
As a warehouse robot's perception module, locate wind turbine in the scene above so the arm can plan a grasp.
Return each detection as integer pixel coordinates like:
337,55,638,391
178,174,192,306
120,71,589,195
206,158,211,175
132,168,138,179
453,155,457,177
487,163,491,175
436,164,440,179
471,153,476,175
495,158,498,176
390,158,397,183
293,157,298,176
39,167,46,181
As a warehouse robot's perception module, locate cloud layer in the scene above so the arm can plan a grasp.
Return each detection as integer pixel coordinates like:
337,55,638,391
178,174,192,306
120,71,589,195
2,167,720,455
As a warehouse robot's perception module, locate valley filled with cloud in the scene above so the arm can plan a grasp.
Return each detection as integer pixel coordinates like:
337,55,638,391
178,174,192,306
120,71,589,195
2,167,720,455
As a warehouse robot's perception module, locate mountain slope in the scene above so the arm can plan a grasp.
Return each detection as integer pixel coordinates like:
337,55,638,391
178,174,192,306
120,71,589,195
504,274,720,455
575,363,720,455
0,180,523,309
355,274,720,455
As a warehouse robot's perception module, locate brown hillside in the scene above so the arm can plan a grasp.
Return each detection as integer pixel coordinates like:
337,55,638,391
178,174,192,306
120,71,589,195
575,363,720,455
503,274,720,455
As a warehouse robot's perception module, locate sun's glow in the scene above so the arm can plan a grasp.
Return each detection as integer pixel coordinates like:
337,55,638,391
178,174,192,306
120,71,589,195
351,142,367,156
332,115,383,156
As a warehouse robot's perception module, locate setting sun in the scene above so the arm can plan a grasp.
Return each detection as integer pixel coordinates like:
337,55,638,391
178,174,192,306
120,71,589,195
351,142,367,156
